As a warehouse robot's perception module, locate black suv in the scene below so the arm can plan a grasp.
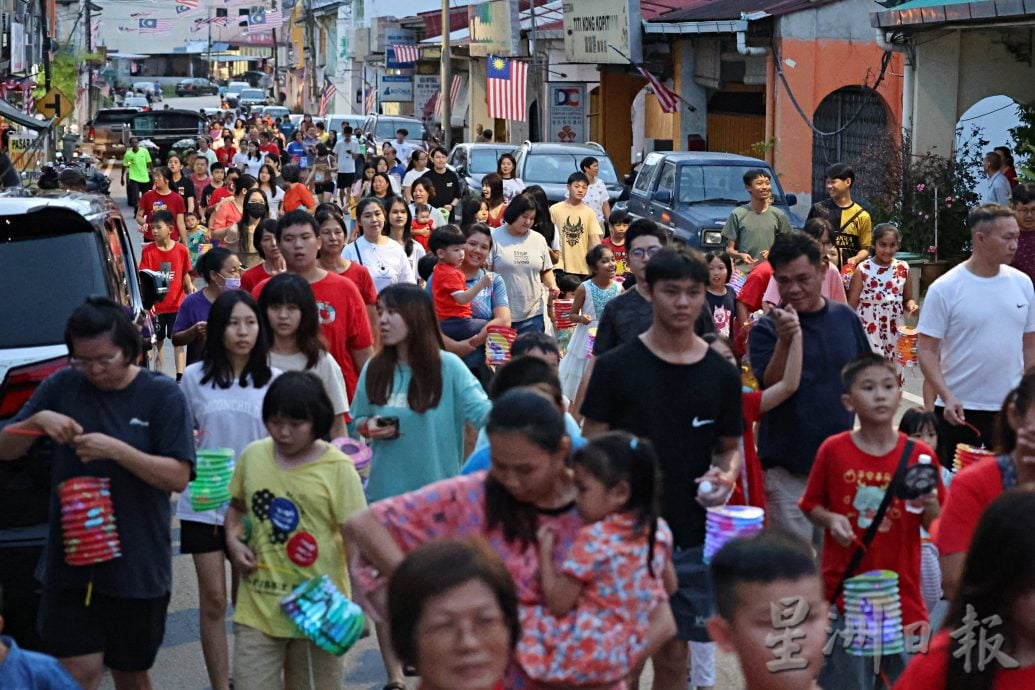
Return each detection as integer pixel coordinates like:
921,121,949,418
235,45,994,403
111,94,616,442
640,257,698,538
0,191,153,647
175,78,219,97
513,141,623,204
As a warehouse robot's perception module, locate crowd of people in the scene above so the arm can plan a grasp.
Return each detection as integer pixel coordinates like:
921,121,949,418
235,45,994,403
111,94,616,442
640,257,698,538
1,129,1034,690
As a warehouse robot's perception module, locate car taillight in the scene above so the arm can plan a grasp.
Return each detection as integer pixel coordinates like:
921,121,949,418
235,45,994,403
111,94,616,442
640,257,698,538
86,126,95,141
0,356,70,419
660,211,672,225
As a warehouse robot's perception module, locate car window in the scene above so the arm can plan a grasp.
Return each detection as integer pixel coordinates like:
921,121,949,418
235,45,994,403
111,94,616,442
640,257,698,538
676,164,784,205
524,153,618,185
656,162,677,196
374,120,425,140
469,149,499,173
132,113,205,134
632,159,659,194
106,216,132,306
0,227,108,348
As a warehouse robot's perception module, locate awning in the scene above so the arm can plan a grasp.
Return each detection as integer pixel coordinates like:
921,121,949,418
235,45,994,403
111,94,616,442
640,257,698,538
0,98,51,132
871,0,1035,29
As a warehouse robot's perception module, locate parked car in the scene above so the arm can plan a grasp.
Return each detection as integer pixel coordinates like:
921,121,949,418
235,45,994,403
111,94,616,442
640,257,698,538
132,81,160,97
259,106,291,122
242,70,272,89
0,189,158,646
175,77,219,97
123,109,208,161
123,96,150,112
86,108,139,160
448,143,517,201
616,151,802,249
237,88,269,109
325,114,366,136
513,141,622,205
360,114,426,155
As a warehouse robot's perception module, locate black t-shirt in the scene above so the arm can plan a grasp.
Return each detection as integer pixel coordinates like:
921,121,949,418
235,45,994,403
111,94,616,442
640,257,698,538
420,168,461,209
593,286,714,357
581,339,742,548
704,289,737,338
170,174,197,212
11,368,195,597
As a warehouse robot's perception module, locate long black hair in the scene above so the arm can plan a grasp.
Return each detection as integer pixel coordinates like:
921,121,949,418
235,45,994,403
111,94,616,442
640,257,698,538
257,273,327,369
382,195,415,256
944,490,1035,690
484,388,567,548
523,185,555,246
200,290,273,389
571,432,661,575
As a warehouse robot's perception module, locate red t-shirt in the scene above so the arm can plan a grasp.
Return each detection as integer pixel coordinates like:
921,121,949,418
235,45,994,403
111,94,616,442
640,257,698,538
253,271,373,399
283,183,316,213
729,390,765,510
260,143,281,157
932,456,1004,556
139,241,191,313
208,186,232,210
894,630,1035,689
216,146,237,167
341,262,378,306
138,189,186,242
601,237,628,277
240,263,274,295
736,260,774,312
410,219,434,252
432,262,470,320
799,432,943,626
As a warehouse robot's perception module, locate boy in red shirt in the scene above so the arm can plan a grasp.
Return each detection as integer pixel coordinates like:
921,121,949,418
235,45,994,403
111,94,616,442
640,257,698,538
135,166,187,245
139,210,194,380
429,226,491,342
281,164,317,214
799,353,943,688
602,209,630,278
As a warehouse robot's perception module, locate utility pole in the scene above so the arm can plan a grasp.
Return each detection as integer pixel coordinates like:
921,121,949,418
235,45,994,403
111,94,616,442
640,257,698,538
85,0,92,120
39,0,51,91
305,0,318,113
440,0,450,147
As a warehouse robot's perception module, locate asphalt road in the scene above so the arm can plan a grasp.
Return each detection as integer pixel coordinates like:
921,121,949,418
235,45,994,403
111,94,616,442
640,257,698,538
89,95,921,689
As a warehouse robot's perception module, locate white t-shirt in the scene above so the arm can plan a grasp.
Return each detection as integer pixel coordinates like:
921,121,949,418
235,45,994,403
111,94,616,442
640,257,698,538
409,203,446,228
401,239,426,281
403,168,429,191
490,226,554,321
333,139,359,174
918,263,1035,410
269,350,350,412
233,152,263,178
175,362,281,525
393,141,417,167
502,177,526,204
342,235,416,293
262,185,283,218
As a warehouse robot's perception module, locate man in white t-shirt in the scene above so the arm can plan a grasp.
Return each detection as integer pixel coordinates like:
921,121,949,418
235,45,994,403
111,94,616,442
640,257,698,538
333,126,360,208
392,128,417,168
918,203,1035,467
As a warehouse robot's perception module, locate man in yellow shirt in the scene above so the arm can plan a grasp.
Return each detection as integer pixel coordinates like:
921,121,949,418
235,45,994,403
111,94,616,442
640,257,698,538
549,171,603,279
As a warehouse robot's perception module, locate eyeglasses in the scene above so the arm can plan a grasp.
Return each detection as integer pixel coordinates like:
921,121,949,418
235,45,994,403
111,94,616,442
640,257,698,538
69,352,124,371
1016,207,1035,216
629,246,662,260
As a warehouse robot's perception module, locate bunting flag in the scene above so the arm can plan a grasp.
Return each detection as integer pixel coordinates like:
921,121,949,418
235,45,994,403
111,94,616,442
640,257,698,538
392,44,420,64
139,18,174,34
435,75,462,122
634,64,679,113
318,77,336,117
176,3,200,15
486,55,527,121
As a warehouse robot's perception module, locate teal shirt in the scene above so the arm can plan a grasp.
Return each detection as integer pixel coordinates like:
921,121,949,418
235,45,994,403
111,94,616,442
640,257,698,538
351,351,491,501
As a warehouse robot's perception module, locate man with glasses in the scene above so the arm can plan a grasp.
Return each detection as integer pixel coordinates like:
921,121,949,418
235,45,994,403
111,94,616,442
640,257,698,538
1010,183,1035,282
0,297,194,690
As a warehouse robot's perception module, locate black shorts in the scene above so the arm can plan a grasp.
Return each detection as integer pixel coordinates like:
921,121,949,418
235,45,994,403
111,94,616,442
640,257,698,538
153,312,176,341
314,181,335,195
39,588,170,671
337,172,355,188
179,519,229,555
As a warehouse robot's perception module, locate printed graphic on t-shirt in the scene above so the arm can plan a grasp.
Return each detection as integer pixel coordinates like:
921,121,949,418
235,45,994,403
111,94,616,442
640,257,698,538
713,305,731,337
250,489,319,575
158,260,175,286
851,480,893,532
560,215,585,247
317,300,337,325
513,250,529,265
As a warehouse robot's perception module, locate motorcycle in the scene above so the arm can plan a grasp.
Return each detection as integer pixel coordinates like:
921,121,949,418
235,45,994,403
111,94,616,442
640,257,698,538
37,151,111,195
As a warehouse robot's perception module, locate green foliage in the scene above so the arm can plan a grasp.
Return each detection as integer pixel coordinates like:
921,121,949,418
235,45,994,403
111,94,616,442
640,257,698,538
1009,101,1035,182
32,53,79,106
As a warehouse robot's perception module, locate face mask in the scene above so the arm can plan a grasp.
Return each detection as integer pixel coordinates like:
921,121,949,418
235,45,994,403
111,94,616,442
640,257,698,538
246,203,266,218
223,276,242,291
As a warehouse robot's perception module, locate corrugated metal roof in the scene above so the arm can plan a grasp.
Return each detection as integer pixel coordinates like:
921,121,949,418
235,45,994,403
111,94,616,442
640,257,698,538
654,0,840,22
871,0,1035,28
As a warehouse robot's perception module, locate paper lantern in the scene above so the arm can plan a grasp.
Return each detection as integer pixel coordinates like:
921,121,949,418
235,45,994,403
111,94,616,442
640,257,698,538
281,575,366,656
485,325,517,365
842,570,904,656
189,449,235,511
703,505,764,564
58,476,121,566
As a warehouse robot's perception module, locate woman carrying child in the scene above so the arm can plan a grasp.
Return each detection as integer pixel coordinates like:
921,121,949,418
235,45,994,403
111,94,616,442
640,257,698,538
177,291,279,690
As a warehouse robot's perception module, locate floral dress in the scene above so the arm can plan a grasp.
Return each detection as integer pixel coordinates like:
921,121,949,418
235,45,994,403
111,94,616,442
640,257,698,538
557,280,622,400
583,179,610,225
856,258,909,358
518,513,672,685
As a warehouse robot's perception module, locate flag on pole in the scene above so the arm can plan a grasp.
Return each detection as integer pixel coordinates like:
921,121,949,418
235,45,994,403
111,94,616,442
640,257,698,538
319,77,336,117
176,4,200,15
634,64,679,113
436,75,462,122
392,44,420,64
486,55,527,121
139,18,174,34
248,7,283,30
364,84,376,115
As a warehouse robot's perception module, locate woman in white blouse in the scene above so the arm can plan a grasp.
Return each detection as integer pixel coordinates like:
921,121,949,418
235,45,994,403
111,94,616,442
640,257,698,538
342,196,416,292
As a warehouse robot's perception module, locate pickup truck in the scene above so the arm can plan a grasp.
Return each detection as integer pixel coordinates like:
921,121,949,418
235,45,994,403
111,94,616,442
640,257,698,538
86,108,141,161
122,110,207,161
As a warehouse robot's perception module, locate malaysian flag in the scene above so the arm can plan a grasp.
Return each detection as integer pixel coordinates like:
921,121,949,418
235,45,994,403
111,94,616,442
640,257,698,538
486,55,527,121
435,75,462,121
248,7,283,30
635,64,680,113
392,44,420,65
139,18,173,34
319,77,336,117
176,3,200,16
364,84,376,115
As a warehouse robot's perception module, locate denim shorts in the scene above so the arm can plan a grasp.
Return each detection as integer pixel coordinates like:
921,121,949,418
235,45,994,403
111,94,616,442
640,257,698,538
669,544,714,642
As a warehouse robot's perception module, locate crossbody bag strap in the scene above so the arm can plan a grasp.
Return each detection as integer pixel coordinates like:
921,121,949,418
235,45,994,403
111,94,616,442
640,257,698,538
829,439,914,606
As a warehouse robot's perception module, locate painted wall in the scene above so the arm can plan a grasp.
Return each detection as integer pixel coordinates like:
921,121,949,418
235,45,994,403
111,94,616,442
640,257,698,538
912,28,1035,157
